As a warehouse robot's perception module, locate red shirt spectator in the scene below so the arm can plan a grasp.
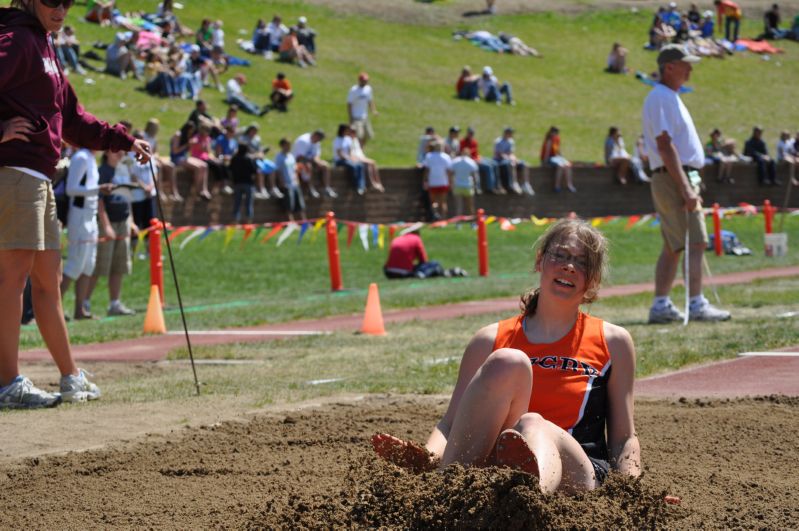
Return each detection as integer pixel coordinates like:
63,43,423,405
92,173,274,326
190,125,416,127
460,135,481,161
384,233,428,274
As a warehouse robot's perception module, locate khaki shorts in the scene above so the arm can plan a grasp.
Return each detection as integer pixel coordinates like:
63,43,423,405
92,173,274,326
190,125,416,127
650,170,708,253
93,219,132,277
0,167,61,251
454,185,475,197
351,118,374,142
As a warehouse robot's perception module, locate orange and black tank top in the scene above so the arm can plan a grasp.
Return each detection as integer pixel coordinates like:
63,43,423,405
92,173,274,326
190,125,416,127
493,312,611,461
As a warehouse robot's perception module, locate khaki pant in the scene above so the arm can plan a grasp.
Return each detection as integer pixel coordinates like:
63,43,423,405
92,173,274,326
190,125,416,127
650,170,707,253
0,167,61,251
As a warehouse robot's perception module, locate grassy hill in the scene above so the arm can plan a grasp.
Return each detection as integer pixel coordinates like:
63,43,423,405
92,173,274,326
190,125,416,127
65,1,798,165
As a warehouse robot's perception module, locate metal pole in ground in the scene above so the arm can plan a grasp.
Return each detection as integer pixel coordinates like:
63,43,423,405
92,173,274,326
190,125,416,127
147,160,201,396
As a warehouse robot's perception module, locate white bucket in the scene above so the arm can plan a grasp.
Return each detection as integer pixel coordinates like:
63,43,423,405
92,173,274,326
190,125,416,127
764,232,788,257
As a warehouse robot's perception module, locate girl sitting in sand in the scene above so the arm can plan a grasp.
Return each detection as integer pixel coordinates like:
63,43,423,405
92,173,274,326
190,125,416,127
373,219,641,494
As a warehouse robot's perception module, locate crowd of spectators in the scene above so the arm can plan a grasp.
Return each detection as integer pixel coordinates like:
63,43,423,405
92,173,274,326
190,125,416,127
54,1,797,226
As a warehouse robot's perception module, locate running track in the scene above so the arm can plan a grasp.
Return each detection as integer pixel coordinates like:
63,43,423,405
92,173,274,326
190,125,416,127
20,266,799,398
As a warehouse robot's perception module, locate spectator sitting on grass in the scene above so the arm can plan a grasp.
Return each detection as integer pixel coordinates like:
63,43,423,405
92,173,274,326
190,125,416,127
85,0,113,26
295,16,316,54
606,42,628,74
494,127,532,195
274,137,306,222
278,27,315,67
383,224,455,279
143,51,181,98
252,19,271,54
195,18,213,56
221,104,239,130
705,128,738,183
105,31,138,80
632,133,651,183
226,74,268,116
451,150,479,217
55,25,86,75
423,140,453,219
333,124,367,195
478,66,514,105
744,126,778,186
605,127,632,184
649,14,676,50
230,144,258,223
349,126,385,192
169,121,212,201
456,66,480,101
759,4,787,40
269,72,293,112
700,10,715,37
293,130,337,198
265,15,288,57
541,126,576,193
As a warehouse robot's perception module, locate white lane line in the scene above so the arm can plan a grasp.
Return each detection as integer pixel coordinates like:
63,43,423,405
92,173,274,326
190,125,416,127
167,330,328,336
738,351,799,357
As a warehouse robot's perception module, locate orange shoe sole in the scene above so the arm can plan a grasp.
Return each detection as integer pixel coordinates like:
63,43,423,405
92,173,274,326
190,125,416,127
495,429,539,477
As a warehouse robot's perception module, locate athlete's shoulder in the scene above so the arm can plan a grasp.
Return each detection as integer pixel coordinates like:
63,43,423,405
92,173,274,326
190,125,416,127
602,321,635,361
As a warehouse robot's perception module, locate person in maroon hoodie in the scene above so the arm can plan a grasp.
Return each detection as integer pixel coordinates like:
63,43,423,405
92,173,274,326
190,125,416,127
0,0,150,409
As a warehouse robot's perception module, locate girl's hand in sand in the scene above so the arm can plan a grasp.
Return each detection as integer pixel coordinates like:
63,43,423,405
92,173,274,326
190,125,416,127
371,433,439,473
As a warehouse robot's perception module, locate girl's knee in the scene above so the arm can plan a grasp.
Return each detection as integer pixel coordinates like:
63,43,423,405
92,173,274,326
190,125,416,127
482,348,533,381
516,412,547,432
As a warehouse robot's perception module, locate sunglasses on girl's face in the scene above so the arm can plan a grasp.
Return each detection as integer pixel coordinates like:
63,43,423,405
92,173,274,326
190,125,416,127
40,0,75,9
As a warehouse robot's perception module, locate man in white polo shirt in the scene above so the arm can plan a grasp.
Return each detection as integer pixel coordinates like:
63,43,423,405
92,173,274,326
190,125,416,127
642,44,730,324
347,72,378,147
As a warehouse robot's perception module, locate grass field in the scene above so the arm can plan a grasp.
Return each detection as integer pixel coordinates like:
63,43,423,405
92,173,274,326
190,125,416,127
63,1,799,166
80,274,799,406
24,214,799,349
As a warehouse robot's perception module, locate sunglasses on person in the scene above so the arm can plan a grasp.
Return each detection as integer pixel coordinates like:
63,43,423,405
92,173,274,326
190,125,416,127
545,248,588,272
40,0,75,9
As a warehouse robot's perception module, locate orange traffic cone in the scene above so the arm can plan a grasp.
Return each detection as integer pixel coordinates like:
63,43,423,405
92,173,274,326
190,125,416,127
143,285,166,334
360,282,386,336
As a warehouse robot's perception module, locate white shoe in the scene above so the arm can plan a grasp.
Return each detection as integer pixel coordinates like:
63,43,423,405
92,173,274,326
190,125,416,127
60,369,101,403
0,376,61,409
648,302,685,324
222,185,234,195
308,186,320,198
270,187,284,199
324,187,338,198
689,302,731,322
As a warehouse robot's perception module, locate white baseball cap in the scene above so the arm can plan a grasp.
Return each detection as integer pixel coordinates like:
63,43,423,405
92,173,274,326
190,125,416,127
482,66,493,75
298,16,307,24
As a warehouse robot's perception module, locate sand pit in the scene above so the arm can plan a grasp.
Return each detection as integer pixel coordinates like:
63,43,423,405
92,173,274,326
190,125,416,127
1,394,797,528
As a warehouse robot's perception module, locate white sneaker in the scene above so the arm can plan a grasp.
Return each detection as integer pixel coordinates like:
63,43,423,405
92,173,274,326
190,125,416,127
689,302,731,322
0,376,61,409
308,186,320,198
108,301,136,316
648,302,685,324
522,182,535,196
324,187,338,198
222,185,234,195
60,369,101,403
270,187,284,199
